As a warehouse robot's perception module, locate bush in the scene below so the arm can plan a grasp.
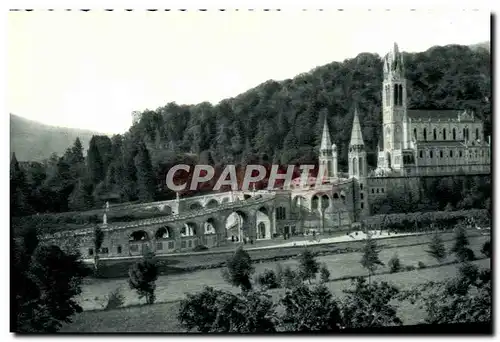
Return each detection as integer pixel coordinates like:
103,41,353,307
404,265,416,271
281,266,301,289
319,264,330,283
280,284,342,332
193,245,208,252
417,261,427,269
481,240,491,258
104,288,125,310
388,253,402,273
178,286,277,333
256,269,280,289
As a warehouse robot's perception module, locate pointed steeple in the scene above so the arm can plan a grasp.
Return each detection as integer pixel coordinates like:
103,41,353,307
349,106,365,147
320,117,332,151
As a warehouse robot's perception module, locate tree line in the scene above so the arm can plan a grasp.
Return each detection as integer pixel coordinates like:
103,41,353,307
11,44,491,216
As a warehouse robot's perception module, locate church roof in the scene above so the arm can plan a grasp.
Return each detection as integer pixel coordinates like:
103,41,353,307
408,109,461,121
349,106,365,146
320,117,332,151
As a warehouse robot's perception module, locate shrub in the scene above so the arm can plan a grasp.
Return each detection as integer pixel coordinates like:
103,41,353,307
281,266,301,289
193,245,208,252
451,225,471,262
341,277,402,328
404,265,416,271
388,253,402,273
178,286,277,333
417,261,427,269
104,288,125,310
426,231,447,263
280,284,342,332
256,269,280,289
319,264,330,283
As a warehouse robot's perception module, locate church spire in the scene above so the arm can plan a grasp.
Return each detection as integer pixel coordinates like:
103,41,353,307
349,106,365,147
320,117,332,151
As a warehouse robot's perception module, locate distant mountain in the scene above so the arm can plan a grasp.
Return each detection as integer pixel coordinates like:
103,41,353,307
10,114,105,162
469,41,490,52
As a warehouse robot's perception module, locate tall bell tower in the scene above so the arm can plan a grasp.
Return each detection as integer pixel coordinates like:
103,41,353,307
381,42,408,171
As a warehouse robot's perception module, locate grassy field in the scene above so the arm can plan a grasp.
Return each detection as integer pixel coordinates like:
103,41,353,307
94,229,483,278
61,258,490,333
72,232,489,311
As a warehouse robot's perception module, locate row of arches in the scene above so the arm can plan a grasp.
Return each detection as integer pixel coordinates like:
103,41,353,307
188,197,230,211
415,127,480,142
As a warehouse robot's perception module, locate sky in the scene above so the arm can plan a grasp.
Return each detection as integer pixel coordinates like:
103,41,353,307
7,9,491,134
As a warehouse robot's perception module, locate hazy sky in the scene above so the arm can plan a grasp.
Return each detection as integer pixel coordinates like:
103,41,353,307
8,9,490,134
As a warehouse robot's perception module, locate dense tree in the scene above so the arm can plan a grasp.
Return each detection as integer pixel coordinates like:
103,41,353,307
450,224,474,262
10,153,32,216
341,277,402,328
427,231,447,263
298,249,320,284
360,235,384,283
134,142,156,202
222,246,254,292
87,137,105,186
280,284,342,332
128,252,159,304
13,236,90,333
178,287,277,333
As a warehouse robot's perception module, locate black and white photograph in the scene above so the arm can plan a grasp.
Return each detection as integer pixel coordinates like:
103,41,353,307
8,7,492,334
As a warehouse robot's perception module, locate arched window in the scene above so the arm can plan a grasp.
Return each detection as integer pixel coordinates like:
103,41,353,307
459,150,463,157
450,150,453,158
393,85,397,105
453,128,456,140
414,128,417,140
476,128,479,140
430,150,433,158
399,85,403,106
352,157,357,175
433,128,437,140
440,150,443,158
423,128,427,141
419,150,423,158
463,128,466,140
443,129,446,140
358,157,363,176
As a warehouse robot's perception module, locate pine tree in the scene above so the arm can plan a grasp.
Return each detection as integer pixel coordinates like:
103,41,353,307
450,224,472,262
298,249,320,284
87,137,105,186
134,142,156,202
426,232,447,263
128,252,158,304
360,235,384,284
222,246,254,292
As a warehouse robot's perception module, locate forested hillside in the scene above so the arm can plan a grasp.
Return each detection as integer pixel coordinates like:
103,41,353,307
10,43,491,216
10,114,103,162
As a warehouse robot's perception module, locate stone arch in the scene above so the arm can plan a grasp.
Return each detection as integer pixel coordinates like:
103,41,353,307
155,226,175,239
205,199,219,209
333,192,339,200
181,222,197,237
311,195,319,210
321,194,330,209
256,206,271,239
224,210,249,241
189,202,203,211
161,205,173,215
129,230,149,241
204,218,217,235
292,195,307,209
